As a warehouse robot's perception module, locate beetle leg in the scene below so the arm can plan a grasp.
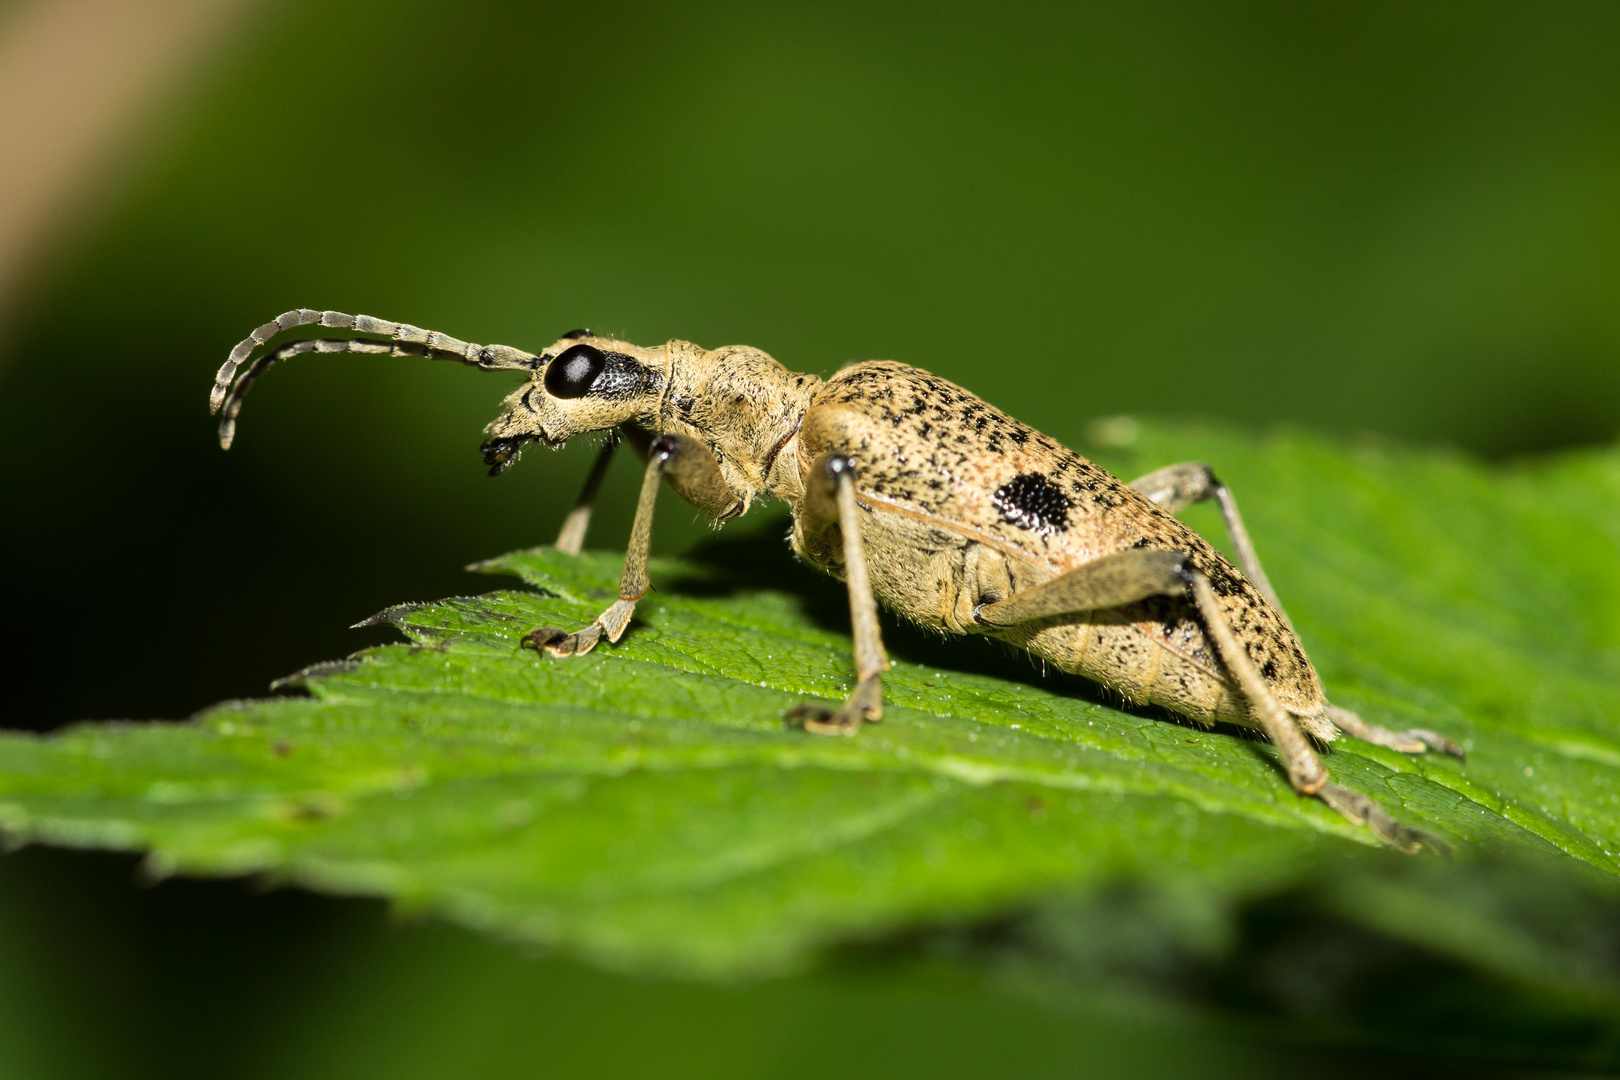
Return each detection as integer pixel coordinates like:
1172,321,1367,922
1314,783,1448,854
975,550,1321,787
523,434,735,657
554,436,620,555
974,549,1190,627
1326,704,1465,760
1179,570,1327,790
1129,462,1288,622
979,549,1441,852
975,553,1310,778
787,454,891,735
1188,570,1441,851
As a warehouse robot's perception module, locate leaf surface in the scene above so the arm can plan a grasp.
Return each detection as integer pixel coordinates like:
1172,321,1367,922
2,423,1617,978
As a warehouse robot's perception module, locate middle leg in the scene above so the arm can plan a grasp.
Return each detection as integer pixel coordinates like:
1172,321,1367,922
787,454,891,736
553,436,620,555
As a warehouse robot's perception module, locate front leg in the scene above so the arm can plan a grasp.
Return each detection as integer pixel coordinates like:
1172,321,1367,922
523,434,735,657
787,454,891,736
553,436,619,556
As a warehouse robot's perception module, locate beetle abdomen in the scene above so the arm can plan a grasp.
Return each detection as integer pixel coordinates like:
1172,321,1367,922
800,361,1329,731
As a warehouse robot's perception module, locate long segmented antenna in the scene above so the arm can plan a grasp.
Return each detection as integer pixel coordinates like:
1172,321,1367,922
210,309,539,449
216,337,419,449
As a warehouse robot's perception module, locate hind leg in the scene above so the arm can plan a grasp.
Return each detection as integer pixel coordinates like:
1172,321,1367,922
1327,704,1465,759
978,550,1443,852
1129,461,1287,623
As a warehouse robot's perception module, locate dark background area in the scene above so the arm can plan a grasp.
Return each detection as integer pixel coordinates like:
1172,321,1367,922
1,1,1617,1075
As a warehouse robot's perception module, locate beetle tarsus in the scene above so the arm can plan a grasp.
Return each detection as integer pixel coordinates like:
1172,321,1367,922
790,675,883,736
1318,782,1450,855
529,624,605,657
1327,705,1466,760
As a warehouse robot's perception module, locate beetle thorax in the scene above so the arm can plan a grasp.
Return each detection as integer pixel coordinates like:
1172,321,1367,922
656,341,822,504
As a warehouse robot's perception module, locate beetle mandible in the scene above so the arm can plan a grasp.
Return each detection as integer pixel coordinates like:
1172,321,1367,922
211,310,1463,851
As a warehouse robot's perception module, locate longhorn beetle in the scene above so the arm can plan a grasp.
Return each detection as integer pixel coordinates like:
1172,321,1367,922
212,310,1463,851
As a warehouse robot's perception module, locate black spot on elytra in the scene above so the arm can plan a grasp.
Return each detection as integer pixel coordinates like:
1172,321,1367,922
993,473,1073,537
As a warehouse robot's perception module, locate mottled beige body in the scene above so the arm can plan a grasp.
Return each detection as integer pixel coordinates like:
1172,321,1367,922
787,362,1332,739
214,312,1461,850
441,331,1329,734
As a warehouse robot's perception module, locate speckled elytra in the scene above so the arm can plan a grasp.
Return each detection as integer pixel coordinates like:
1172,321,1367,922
212,310,1463,851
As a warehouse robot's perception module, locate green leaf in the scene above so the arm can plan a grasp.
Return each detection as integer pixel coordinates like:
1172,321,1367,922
1,422,1617,980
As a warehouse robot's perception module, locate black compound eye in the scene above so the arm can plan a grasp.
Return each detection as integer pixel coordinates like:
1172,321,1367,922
543,343,606,399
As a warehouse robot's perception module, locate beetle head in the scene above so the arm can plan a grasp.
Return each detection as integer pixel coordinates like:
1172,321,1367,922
481,331,666,475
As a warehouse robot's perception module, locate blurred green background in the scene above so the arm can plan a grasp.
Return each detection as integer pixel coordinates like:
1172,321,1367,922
0,0,1616,1075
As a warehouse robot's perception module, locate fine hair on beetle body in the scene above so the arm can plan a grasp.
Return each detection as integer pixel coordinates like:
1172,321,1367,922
212,309,1465,853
